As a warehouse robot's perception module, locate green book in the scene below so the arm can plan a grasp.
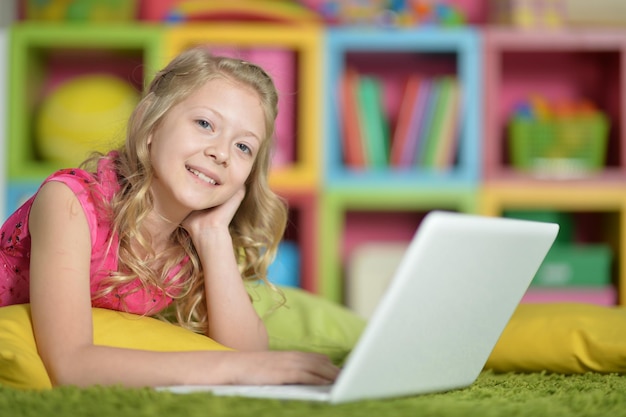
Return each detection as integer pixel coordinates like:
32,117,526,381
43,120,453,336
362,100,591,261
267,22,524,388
433,78,461,170
357,76,390,168
420,78,453,168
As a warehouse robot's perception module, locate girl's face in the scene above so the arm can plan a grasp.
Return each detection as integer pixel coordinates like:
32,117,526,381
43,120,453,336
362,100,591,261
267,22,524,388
147,76,266,221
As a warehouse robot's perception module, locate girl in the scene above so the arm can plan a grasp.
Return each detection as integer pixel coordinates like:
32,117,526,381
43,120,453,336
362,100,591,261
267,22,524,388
0,47,340,387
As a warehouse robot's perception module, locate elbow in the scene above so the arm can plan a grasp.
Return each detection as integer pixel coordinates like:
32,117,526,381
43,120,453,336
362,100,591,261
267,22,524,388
40,347,93,388
45,362,83,388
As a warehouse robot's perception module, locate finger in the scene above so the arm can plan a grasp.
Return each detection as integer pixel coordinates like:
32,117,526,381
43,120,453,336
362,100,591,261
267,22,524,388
292,352,341,384
312,361,341,384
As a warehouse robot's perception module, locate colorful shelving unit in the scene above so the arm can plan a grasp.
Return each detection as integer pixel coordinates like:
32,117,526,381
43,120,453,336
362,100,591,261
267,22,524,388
480,185,626,304
5,8,626,307
483,28,626,183
6,22,163,215
324,27,482,189
320,188,478,303
320,27,482,302
482,28,626,305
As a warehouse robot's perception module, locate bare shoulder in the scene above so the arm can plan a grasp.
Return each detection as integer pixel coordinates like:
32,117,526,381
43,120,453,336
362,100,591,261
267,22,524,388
32,180,79,209
29,180,90,241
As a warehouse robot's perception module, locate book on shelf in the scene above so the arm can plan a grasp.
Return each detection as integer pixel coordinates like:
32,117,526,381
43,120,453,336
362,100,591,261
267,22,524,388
390,74,421,167
339,67,367,168
420,77,461,170
357,75,390,168
414,77,441,168
339,69,461,171
399,78,434,168
433,77,462,170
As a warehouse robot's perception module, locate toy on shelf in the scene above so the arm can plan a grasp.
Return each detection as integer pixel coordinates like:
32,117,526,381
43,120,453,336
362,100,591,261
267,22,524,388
36,74,140,167
23,0,137,22
508,95,609,178
300,0,465,27
489,0,565,29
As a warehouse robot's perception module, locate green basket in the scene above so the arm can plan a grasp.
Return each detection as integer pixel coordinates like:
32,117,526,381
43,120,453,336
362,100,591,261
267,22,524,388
509,114,609,177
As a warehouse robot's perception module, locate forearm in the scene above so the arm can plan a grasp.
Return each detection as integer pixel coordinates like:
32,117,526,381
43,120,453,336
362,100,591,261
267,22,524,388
196,228,269,351
47,345,240,388
48,345,340,388
204,277,269,351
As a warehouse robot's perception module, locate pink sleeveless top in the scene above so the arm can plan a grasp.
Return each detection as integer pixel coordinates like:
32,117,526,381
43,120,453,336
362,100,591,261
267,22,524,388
0,153,185,315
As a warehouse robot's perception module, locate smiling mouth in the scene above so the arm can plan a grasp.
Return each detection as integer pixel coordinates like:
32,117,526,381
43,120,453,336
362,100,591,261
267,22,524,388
186,166,218,185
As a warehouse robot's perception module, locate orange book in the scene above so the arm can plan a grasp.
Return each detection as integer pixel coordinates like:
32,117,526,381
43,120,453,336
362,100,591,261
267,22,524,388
390,74,421,167
339,68,367,168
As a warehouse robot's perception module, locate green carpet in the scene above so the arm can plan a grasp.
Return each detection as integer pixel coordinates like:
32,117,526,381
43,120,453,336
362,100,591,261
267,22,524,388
2,371,626,417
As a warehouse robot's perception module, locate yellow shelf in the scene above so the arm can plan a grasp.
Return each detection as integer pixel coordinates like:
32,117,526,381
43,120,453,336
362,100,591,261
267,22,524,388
480,184,626,305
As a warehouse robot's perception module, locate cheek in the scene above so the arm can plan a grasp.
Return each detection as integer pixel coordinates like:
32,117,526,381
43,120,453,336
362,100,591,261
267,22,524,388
241,162,257,184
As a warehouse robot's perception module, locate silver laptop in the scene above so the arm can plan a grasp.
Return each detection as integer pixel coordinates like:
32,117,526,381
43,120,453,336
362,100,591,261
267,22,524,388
160,211,559,403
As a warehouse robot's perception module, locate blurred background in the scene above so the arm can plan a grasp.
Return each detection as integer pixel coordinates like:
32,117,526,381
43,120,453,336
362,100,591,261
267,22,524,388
2,0,626,315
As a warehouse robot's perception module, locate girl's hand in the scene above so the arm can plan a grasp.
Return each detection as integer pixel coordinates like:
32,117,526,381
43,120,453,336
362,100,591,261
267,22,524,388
182,187,245,237
231,351,341,386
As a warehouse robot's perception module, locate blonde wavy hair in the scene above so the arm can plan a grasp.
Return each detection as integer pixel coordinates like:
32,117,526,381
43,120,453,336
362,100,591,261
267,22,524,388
89,47,287,333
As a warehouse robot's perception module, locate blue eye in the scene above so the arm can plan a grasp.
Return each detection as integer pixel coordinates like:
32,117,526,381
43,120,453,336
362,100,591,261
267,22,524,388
196,119,214,131
237,143,252,154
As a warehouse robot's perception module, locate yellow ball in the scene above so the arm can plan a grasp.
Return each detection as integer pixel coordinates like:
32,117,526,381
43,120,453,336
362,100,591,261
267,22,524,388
36,74,140,166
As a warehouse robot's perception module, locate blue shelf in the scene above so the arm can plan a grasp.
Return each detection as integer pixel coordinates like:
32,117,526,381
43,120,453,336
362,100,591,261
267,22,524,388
323,27,482,188
4,181,39,221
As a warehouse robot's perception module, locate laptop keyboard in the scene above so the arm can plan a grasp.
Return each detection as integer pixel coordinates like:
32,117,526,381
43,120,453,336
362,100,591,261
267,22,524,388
161,384,333,401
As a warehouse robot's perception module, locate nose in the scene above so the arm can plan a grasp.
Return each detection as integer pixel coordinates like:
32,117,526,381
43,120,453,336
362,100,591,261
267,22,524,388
204,141,229,166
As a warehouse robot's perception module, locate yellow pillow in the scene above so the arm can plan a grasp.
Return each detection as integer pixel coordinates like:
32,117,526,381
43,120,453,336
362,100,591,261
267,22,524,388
0,286,365,390
0,304,229,390
485,303,626,374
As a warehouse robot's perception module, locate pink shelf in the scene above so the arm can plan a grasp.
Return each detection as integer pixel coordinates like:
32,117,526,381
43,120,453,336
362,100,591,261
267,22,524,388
342,211,426,262
483,28,626,182
206,46,296,168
